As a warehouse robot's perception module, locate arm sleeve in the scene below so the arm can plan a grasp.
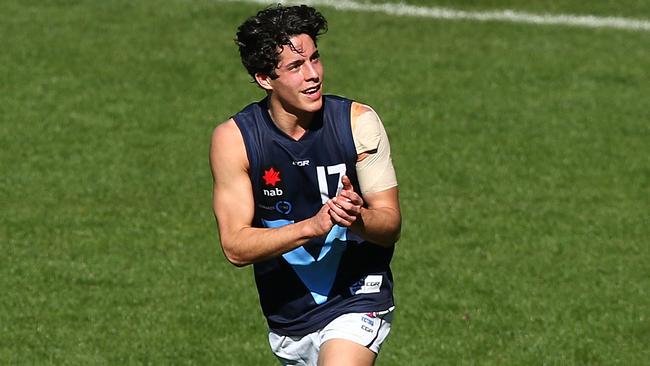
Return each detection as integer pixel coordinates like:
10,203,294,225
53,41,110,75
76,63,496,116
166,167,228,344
352,109,398,195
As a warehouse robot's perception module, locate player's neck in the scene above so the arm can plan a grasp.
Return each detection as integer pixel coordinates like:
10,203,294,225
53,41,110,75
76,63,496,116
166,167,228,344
267,99,314,140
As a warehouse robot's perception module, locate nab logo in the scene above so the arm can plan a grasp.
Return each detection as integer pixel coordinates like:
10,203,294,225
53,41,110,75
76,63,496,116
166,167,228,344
263,188,283,197
262,167,284,197
262,167,281,186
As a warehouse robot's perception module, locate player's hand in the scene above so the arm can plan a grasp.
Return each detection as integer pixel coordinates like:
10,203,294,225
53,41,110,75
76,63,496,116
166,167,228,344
327,175,364,227
309,201,336,237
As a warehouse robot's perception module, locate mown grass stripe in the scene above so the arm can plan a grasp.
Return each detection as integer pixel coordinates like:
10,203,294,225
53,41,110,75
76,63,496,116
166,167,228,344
223,0,650,31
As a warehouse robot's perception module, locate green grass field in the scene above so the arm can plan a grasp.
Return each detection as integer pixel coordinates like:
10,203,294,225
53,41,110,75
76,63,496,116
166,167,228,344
2,0,649,364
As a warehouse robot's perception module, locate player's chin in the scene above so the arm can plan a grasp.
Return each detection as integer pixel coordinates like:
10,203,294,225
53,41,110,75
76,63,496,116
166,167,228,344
301,94,323,112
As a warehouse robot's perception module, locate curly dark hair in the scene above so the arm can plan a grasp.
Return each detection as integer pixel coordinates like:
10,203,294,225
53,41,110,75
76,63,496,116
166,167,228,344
235,4,327,79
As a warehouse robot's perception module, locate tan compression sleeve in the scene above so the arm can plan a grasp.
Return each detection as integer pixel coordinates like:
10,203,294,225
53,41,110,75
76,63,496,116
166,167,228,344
352,109,398,195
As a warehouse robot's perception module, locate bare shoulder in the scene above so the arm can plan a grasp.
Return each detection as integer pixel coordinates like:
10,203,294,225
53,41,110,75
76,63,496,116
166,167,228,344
210,118,248,173
211,118,241,146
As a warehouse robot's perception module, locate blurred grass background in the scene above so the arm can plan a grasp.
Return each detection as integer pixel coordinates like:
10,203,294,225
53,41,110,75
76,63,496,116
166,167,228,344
1,0,649,364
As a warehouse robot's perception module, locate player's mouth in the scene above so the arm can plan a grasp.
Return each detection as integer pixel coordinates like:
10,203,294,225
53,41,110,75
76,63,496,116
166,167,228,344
302,84,322,100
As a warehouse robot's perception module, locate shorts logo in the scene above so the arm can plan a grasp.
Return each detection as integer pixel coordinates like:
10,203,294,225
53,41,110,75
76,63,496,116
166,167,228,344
350,275,383,295
275,201,292,214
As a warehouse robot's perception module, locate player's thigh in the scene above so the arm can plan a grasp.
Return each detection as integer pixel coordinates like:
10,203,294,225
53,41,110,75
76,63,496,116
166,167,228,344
269,332,320,366
317,338,376,366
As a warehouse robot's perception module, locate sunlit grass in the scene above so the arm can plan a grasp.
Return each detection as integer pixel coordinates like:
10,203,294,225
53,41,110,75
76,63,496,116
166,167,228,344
1,1,649,364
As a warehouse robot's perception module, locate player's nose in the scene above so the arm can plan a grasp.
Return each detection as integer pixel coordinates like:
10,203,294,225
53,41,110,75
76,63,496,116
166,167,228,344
303,62,320,81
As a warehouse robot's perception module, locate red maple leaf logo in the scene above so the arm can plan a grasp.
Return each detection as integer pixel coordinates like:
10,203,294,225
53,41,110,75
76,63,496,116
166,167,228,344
262,167,281,186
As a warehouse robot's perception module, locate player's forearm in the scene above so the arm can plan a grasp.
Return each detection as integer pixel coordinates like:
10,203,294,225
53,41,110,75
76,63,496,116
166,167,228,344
220,218,323,267
350,206,401,247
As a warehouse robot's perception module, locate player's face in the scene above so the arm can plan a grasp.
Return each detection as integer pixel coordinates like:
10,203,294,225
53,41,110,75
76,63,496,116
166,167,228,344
267,34,324,114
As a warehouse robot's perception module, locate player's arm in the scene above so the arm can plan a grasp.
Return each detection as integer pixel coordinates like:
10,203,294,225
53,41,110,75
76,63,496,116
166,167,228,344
210,119,335,267
326,103,401,247
328,177,400,247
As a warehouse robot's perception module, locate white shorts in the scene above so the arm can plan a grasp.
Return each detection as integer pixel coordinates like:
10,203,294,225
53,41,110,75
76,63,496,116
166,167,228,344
268,309,394,366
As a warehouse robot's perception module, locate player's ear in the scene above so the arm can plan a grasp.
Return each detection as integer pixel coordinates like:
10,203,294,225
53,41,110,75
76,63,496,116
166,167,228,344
255,72,273,91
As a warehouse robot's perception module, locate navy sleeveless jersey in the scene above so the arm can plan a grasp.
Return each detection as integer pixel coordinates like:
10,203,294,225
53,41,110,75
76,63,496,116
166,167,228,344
232,95,395,336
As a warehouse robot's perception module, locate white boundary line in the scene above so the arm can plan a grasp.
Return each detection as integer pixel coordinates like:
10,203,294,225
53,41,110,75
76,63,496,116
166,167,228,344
221,0,650,32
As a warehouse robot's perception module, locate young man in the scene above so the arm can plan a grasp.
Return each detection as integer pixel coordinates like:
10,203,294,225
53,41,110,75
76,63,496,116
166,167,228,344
210,5,401,365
